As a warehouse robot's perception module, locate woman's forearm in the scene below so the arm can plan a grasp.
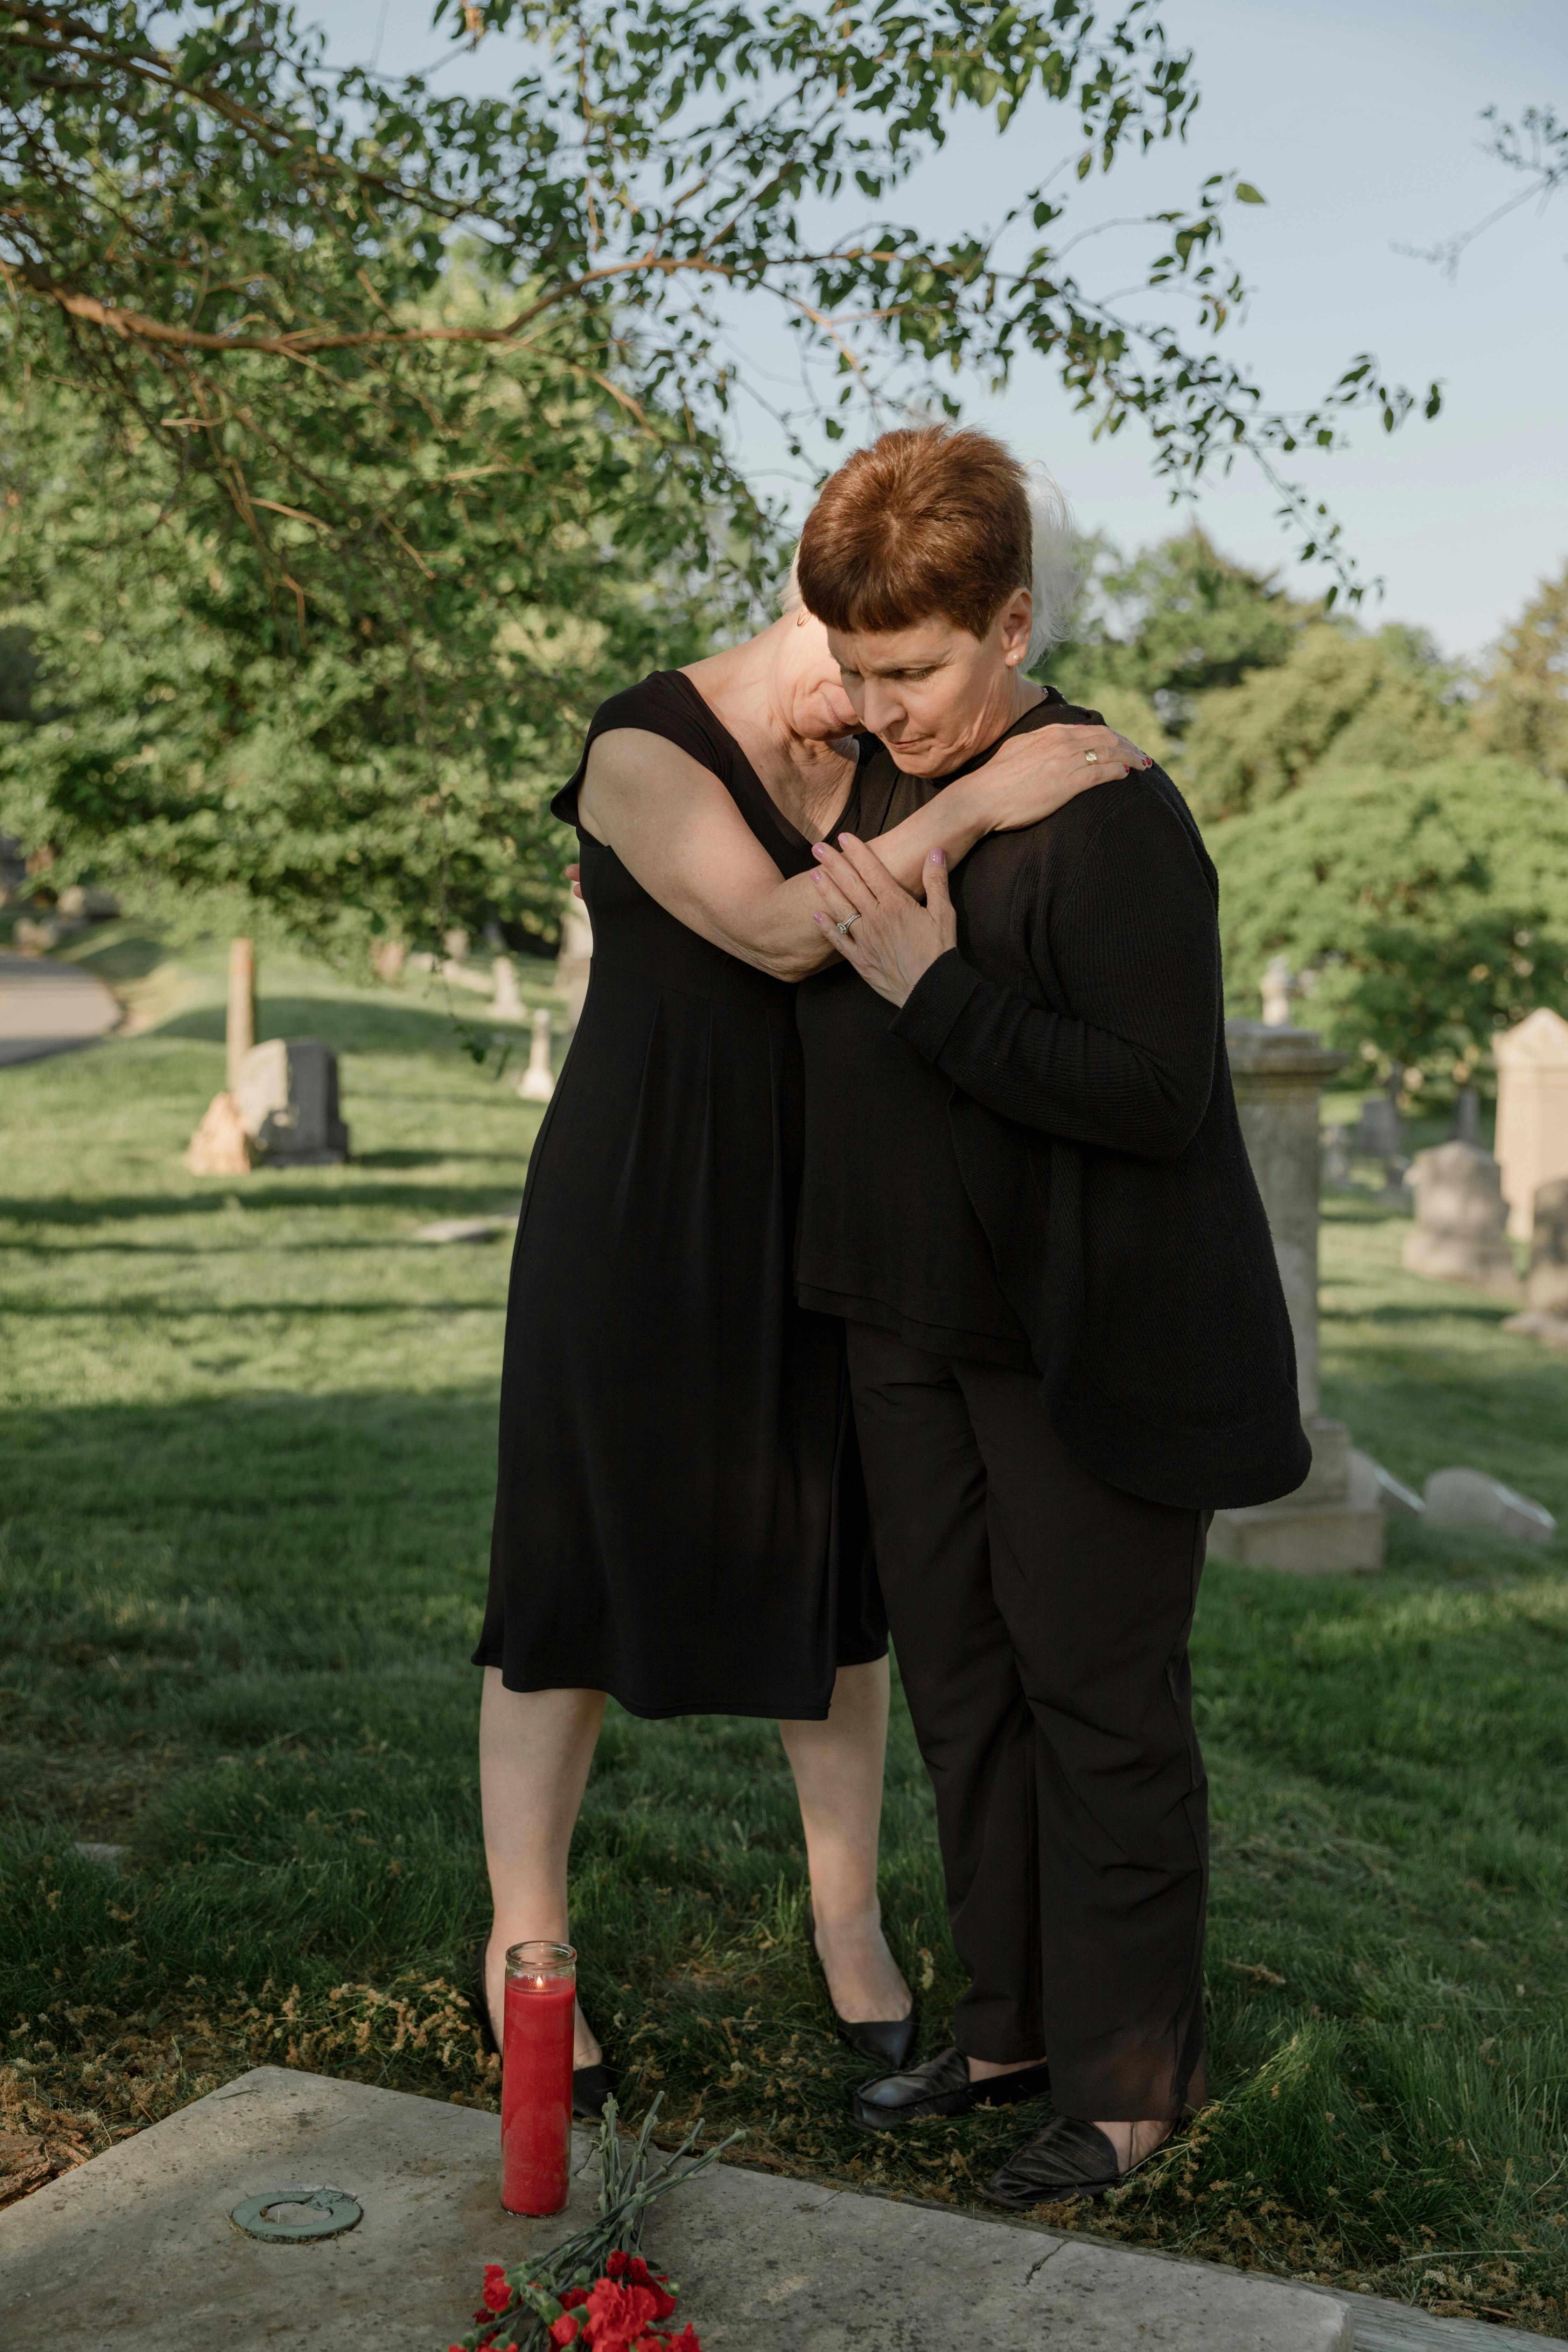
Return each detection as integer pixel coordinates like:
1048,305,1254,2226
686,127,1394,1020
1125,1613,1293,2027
737,788,990,979
857,781,991,897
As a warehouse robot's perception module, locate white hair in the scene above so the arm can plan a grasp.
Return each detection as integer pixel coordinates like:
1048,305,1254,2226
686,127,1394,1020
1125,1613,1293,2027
1022,465,1080,666
782,457,1080,663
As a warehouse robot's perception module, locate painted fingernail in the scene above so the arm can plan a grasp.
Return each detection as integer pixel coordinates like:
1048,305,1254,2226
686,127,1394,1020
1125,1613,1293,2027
931,848,946,866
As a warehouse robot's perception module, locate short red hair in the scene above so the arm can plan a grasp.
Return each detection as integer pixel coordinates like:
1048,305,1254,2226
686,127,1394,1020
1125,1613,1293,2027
796,427,1033,644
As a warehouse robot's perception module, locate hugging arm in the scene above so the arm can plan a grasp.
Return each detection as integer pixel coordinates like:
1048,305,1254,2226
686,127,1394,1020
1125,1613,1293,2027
577,720,1142,983
815,792,1219,1160
897,796,1220,1158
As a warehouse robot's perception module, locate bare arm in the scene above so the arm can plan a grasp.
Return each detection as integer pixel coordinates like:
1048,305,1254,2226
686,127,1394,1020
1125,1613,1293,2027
577,719,1148,983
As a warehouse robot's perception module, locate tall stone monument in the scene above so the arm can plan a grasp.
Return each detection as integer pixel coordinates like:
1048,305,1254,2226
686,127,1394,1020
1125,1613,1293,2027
1494,1006,1568,1240
1210,1020,1384,1572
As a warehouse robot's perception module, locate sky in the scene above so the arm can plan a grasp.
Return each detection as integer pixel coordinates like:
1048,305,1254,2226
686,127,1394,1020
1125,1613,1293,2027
313,0,1567,660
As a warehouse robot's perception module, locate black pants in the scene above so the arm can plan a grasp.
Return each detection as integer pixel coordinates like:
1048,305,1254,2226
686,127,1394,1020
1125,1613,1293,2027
848,1323,1211,2122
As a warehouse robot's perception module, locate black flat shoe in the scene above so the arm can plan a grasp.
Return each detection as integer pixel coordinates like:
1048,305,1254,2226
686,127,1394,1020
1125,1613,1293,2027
851,2044,1051,2133
804,1900,917,2070
981,2114,1172,2207
470,1935,499,2057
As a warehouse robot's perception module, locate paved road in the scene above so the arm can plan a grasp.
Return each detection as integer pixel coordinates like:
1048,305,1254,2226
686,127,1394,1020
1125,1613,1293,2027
0,951,121,1067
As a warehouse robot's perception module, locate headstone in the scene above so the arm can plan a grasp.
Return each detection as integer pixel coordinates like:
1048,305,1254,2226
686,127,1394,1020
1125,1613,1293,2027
1321,1126,1351,1186
1351,1092,1401,1163
234,1039,349,1164
13,916,61,953
1346,1448,1423,1518
1212,1022,1383,1572
443,926,471,965
185,1090,253,1175
1502,1308,1568,1353
1493,1005,1568,1240
491,954,524,1020
1423,1467,1556,1545
413,1216,517,1244
517,1006,556,1104
371,939,407,983
1261,955,1295,1028
226,938,256,1092
56,884,121,920
1451,1085,1481,1144
1400,1141,1521,1297
1526,1175,1568,1314
555,891,594,1035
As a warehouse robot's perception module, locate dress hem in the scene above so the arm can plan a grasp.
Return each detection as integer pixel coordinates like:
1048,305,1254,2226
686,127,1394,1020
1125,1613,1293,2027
471,1644,890,1722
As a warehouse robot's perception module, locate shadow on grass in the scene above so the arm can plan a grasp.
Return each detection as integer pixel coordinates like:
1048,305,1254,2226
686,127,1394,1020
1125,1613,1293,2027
1,1182,523,1226
150,991,496,1062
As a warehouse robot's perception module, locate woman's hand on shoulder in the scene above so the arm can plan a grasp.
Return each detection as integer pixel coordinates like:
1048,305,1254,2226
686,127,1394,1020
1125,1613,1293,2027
965,724,1152,836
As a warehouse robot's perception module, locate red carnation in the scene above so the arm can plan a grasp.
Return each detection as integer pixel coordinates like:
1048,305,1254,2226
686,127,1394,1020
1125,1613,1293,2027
550,2319,582,2347
584,2278,660,2349
559,2288,589,2309
482,2264,512,2314
605,2252,629,2279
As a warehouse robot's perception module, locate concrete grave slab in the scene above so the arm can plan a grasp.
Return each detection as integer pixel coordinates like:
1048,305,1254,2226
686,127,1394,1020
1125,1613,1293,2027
0,2064,1358,2352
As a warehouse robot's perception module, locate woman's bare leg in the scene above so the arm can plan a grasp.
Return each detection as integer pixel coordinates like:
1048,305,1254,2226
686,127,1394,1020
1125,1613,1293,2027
779,1658,912,2024
478,1669,607,2067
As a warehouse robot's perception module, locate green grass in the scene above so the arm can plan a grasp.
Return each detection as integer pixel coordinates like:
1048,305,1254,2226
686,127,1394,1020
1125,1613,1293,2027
4,933,1568,2333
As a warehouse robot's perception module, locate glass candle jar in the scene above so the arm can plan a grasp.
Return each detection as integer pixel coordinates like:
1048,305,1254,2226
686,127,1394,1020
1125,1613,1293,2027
501,1939,576,2216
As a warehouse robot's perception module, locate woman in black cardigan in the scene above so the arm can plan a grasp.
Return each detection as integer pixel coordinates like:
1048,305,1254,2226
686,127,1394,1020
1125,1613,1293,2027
793,426,1307,2205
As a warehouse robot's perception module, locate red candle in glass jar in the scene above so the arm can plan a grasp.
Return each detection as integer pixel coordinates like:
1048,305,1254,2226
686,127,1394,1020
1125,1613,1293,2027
501,1939,576,2216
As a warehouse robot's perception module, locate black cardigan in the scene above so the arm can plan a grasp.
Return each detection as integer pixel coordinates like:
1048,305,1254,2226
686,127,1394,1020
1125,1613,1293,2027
883,704,1311,1511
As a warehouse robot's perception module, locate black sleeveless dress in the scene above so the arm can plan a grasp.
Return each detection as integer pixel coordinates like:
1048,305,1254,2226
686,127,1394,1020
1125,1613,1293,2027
474,672,885,1718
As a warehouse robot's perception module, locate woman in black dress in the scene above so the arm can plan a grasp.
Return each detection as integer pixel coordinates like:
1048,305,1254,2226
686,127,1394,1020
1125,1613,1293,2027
473,586,1136,2085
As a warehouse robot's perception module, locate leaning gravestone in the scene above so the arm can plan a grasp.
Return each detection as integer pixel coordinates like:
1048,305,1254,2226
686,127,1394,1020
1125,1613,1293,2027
234,1039,349,1165
1401,1141,1520,1297
1526,1174,1568,1314
1424,1468,1556,1546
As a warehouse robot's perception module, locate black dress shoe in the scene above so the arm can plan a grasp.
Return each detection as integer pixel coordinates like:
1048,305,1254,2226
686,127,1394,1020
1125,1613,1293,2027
804,1901,917,2070
472,1935,614,2120
851,2044,1051,2133
571,2062,616,2121
981,2114,1171,2207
